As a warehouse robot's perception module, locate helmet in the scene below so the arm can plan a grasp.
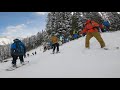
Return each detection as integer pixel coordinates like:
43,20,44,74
13,38,20,42
13,38,19,41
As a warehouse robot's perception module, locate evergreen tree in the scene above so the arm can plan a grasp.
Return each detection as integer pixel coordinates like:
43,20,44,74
109,12,120,31
100,12,120,31
72,12,85,31
46,12,72,36
71,12,78,33
82,12,104,24
46,12,57,35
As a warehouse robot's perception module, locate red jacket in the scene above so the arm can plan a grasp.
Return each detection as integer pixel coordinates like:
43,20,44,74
80,20,99,34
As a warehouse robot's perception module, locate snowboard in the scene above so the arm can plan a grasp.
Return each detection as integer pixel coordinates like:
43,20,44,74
82,47,119,54
103,47,119,50
5,61,29,71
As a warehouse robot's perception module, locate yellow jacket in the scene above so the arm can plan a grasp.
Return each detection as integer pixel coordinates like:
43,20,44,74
51,36,58,44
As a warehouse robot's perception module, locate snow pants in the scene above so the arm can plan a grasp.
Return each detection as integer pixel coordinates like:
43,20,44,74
52,43,59,53
85,32,105,48
12,55,24,65
105,26,110,32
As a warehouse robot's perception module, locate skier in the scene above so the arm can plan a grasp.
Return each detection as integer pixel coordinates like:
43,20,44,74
43,45,47,52
35,51,37,55
32,53,34,55
42,42,47,52
80,19,106,49
73,30,79,39
10,39,26,67
59,35,64,45
50,33,59,54
103,20,110,32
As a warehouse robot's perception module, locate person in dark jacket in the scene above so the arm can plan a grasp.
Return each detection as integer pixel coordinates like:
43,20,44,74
11,39,26,67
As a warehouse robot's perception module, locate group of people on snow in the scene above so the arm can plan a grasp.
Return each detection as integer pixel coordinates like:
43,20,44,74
9,19,110,67
42,30,80,52
43,19,110,52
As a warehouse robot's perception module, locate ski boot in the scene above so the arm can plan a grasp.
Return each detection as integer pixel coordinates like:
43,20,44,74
20,61,25,65
12,64,17,68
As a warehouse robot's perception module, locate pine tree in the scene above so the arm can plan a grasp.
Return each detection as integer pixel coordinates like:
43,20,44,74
100,12,120,31
72,12,85,31
46,12,57,35
82,12,104,24
71,12,78,33
110,12,120,31
46,12,72,36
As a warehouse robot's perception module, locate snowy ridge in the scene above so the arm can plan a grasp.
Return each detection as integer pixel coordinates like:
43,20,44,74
0,31,120,78
0,37,12,45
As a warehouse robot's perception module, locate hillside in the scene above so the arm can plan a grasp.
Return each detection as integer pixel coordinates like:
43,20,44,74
0,31,120,78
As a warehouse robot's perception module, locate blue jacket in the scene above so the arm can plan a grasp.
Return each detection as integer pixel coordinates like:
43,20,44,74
11,39,26,56
103,21,110,27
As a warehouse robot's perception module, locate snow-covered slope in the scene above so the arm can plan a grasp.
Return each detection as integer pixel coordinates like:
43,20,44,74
0,31,120,78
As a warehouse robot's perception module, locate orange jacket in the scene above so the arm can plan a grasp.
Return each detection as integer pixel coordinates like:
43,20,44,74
51,36,58,44
80,20,99,34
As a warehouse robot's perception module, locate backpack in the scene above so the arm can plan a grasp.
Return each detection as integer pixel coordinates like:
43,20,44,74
86,20,100,31
11,41,25,55
16,42,24,53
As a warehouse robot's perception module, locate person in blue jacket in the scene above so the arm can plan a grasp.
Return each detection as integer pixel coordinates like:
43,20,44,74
11,39,26,67
103,21,110,32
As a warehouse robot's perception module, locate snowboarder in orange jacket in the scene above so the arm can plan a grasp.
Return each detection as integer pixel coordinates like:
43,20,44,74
80,19,105,49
